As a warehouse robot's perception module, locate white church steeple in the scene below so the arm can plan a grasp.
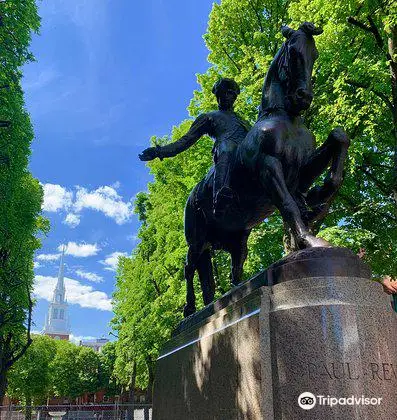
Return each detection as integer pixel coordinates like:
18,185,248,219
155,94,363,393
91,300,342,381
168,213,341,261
44,246,71,340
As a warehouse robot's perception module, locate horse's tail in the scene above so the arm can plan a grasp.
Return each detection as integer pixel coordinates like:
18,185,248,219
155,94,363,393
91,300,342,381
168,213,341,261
184,178,209,246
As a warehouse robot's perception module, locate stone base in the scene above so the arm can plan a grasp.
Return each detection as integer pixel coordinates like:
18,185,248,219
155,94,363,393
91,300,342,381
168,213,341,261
152,247,397,419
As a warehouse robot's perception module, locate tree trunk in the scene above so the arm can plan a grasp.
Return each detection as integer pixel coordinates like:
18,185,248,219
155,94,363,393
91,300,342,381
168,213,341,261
0,367,8,406
24,396,32,420
143,360,154,420
126,361,136,420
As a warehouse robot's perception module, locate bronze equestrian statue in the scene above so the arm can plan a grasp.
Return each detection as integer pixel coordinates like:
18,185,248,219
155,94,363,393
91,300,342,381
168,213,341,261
140,22,350,317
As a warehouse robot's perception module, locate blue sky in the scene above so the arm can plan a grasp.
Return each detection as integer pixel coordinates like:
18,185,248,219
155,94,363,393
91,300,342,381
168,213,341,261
28,0,215,342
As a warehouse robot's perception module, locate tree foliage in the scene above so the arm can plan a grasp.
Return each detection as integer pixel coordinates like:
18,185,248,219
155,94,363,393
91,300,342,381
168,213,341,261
0,0,46,403
50,341,107,400
99,342,122,397
49,340,83,400
7,335,56,406
112,0,397,390
287,0,397,275
7,337,119,404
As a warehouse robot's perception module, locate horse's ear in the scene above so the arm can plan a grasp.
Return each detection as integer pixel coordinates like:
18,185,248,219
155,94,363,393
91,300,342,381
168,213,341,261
281,25,295,39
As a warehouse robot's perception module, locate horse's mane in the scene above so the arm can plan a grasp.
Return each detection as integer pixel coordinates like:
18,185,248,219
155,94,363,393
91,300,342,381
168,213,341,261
258,23,321,120
258,41,290,119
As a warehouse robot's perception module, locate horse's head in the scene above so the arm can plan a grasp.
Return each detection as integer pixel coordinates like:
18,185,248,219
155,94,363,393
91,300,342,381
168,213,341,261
260,22,323,117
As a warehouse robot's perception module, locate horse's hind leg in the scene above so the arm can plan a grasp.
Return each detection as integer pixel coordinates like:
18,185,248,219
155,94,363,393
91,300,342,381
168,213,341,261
184,246,200,317
196,249,215,306
229,230,250,286
261,155,329,249
184,195,208,317
299,128,350,224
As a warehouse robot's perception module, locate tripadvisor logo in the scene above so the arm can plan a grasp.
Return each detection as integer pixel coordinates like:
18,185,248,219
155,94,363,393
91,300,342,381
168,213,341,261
298,392,383,409
298,392,316,410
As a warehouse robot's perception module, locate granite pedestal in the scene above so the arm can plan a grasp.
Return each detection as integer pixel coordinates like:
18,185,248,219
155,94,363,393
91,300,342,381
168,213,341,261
152,247,397,419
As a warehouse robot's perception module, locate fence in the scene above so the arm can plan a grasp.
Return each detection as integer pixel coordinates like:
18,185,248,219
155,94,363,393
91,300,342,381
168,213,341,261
0,405,152,420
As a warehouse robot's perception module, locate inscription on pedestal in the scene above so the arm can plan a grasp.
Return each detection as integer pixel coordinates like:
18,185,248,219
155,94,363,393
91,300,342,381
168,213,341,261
306,361,397,381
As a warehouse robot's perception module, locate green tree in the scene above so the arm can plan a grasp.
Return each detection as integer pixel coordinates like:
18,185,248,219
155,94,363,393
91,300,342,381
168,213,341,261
287,0,397,274
50,341,83,400
99,342,122,397
7,336,56,419
0,0,45,404
76,347,101,395
112,0,397,393
50,341,105,401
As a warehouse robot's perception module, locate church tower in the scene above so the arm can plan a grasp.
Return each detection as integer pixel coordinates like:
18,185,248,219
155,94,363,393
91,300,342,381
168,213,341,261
44,247,71,340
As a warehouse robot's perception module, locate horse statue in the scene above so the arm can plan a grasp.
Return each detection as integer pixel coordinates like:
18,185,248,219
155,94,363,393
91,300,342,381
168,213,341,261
180,22,350,317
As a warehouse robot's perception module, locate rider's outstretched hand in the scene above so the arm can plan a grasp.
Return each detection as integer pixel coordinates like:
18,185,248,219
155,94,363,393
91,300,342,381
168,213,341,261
139,146,158,161
380,276,397,295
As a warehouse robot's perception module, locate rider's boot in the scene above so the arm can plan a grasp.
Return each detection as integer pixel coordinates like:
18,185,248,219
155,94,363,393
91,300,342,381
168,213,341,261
213,149,235,218
213,186,234,218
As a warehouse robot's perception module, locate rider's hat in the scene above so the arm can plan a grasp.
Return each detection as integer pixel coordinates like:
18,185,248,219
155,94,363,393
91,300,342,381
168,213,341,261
212,78,240,97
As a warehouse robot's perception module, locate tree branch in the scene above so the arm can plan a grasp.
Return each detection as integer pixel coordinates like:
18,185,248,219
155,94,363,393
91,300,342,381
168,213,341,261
221,46,241,72
5,287,33,369
347,17,372,34
347,15,391,60
345,78,394,113
367,15,385,50
149,276,161,297
248,0,264,32
339,192,397,223
358,165,391,195
163,265,178,278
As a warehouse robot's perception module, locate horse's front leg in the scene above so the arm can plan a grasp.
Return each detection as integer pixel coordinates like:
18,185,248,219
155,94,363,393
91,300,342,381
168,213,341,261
299,128,350,225
261,155,330,249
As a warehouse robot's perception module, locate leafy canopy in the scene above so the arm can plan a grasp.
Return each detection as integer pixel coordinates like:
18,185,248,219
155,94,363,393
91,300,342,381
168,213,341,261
112,0,397,388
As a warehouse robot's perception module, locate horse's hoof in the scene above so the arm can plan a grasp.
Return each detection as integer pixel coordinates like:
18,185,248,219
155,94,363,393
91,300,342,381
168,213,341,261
230,279,241,288
299,234,332,248
183,304,196,318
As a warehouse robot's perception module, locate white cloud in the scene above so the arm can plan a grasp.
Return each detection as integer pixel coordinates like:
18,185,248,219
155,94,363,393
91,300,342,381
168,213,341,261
59,242,100,258
42,183,73,212
37,253,61,261
75,269,103,283
126,234,139,242
74,186,134,225
24,68,59,91
34,261,41,269
42,182,134,226
34,275,112,311
63,213,81,228
100,251,128,272
112,181,121,189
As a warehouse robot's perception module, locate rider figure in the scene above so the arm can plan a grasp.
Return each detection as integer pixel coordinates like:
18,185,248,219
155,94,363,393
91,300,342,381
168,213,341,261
139,78,250,217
